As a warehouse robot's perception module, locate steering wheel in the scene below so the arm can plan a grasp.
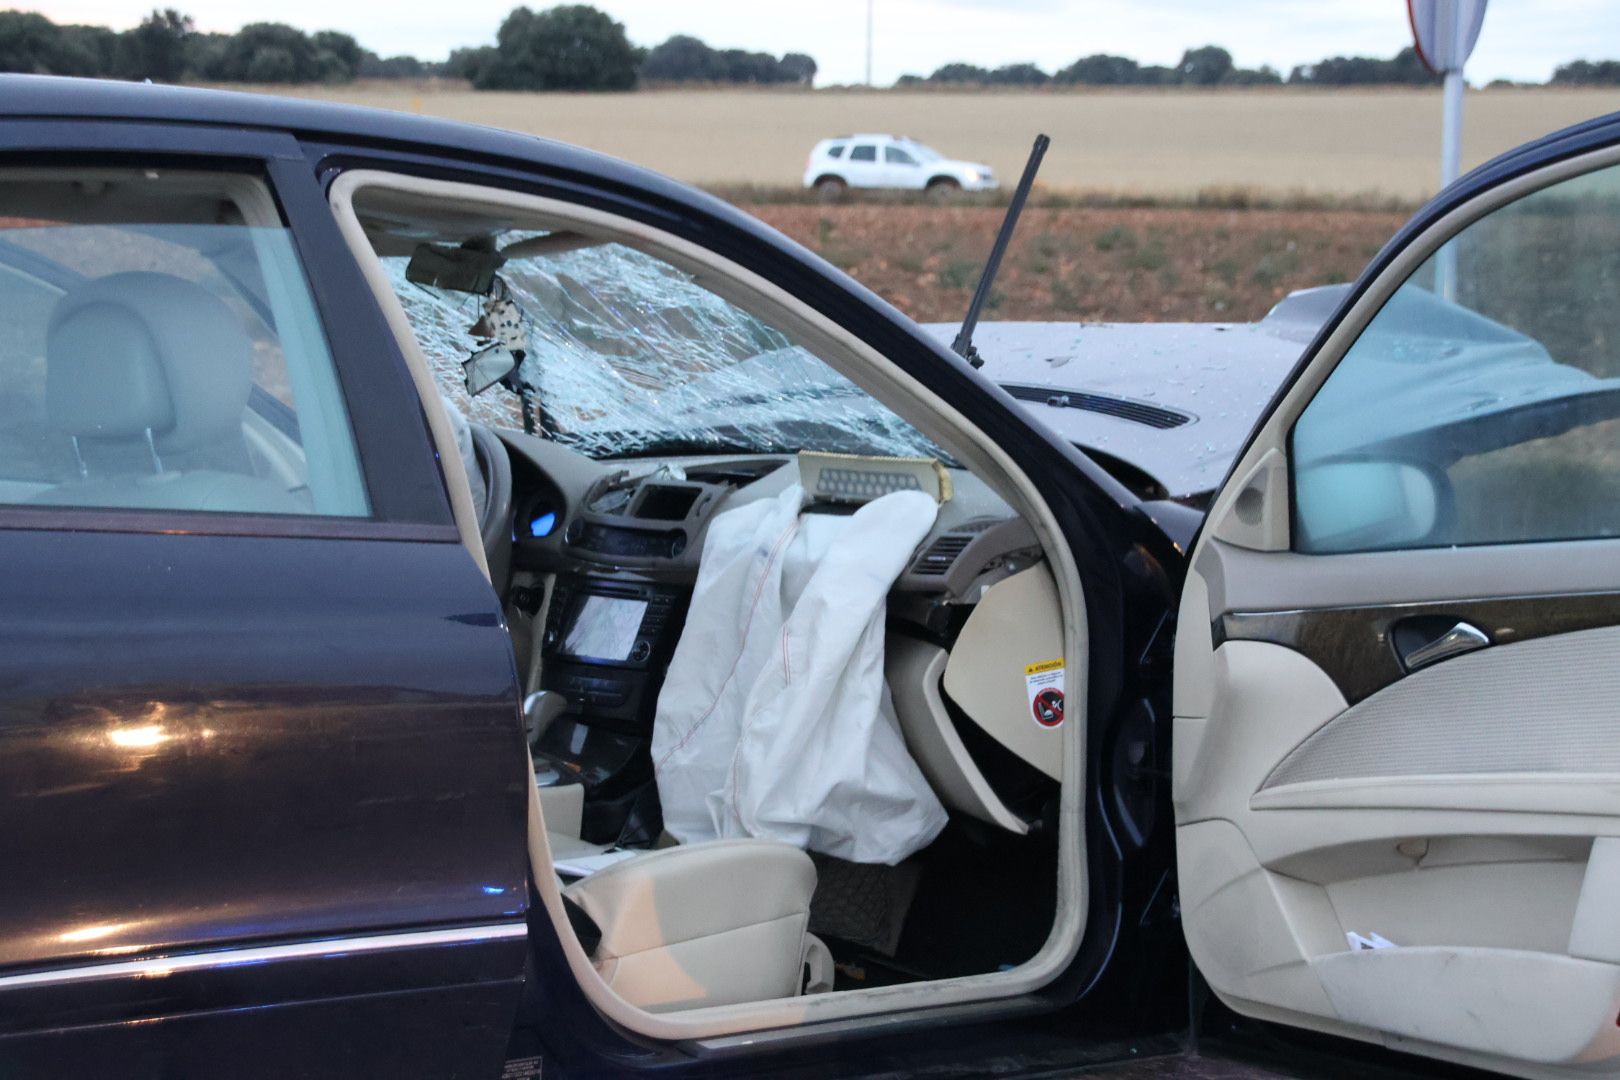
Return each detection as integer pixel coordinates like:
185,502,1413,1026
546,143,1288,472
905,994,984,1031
470,423,513,583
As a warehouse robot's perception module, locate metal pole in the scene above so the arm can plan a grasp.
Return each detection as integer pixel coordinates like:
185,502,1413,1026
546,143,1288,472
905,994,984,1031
865,0,874,86
1435,2,1469,301
1440,68,1465,188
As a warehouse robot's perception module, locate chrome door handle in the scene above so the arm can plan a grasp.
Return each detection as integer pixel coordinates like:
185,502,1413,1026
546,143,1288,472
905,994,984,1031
1399,620,1490,672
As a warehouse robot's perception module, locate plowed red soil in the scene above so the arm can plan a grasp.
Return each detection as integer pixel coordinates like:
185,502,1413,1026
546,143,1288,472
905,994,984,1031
742,203,1411,324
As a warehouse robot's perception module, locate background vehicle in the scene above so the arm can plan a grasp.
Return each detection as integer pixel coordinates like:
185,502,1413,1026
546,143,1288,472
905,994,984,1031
3,75,1620,1080
803,134,998,198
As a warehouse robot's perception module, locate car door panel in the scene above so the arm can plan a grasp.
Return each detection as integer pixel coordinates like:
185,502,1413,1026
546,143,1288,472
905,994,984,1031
0,124,528,1076
1177,141,1620,1078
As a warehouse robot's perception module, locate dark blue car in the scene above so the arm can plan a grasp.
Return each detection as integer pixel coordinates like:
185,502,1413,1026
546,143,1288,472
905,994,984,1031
3,75,1619,1080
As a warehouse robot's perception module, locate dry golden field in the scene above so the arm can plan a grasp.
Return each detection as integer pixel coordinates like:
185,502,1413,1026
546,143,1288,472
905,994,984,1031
257,83,1620,201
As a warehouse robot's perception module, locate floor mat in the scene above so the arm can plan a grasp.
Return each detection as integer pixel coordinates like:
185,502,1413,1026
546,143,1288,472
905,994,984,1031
808,854,922,957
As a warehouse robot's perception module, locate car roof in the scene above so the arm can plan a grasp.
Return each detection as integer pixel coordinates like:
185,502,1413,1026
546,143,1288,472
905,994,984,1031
0,74,693,200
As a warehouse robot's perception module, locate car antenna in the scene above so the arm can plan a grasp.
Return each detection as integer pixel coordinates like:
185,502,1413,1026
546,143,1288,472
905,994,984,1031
951,133,1050,370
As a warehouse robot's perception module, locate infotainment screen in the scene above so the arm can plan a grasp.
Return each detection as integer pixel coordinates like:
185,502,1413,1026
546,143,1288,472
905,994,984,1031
561,595,648,661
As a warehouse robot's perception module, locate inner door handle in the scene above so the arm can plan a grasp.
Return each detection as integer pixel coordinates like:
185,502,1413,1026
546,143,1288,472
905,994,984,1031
1397,620,1491,672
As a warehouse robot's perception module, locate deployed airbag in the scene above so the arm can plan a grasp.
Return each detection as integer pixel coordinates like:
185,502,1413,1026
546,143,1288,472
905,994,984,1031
653,485,947,865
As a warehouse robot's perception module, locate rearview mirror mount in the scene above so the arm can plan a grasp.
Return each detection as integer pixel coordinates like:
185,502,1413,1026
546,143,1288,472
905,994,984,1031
406,242,507,295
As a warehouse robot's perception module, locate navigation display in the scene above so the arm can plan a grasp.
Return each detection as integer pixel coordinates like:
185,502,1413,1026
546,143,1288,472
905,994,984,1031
561,595,648,661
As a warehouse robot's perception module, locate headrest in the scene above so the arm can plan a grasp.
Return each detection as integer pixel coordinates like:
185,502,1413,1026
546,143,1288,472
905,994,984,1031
46,272,254,455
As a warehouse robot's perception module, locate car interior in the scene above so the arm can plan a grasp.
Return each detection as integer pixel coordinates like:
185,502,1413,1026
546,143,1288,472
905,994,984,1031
334,177,1086,1028
0,169,368,520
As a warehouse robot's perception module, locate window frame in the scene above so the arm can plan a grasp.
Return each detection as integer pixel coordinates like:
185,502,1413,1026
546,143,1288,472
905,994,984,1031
0,123,457,541
1286,157,1620,556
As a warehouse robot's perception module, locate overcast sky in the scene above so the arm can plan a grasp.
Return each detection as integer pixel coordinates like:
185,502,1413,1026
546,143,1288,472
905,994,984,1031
29,0,1620,86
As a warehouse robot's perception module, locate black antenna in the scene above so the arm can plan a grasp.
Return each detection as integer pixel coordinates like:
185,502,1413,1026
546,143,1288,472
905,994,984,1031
952,133,1050,369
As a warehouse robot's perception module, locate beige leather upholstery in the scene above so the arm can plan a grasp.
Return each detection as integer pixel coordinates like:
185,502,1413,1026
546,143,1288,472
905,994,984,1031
549,832,609,860
563,839,819,1012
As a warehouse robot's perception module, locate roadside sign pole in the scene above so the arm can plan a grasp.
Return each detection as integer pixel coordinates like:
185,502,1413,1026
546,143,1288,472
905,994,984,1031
1436,60,1465,299
1410,0,1487,300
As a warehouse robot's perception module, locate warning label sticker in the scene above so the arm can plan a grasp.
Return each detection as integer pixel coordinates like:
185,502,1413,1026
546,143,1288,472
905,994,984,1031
1024,659,1065,729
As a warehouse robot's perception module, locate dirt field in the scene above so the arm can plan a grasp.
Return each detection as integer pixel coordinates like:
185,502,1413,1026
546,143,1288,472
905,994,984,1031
259,83,1620,202
741,202,1409,323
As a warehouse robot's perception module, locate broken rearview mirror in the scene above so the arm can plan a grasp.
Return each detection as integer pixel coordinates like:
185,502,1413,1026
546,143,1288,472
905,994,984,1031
463,343,518,397
406,242,507,295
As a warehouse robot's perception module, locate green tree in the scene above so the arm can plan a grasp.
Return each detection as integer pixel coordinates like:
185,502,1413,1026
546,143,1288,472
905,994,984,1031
218,22,321,82
1553,59,1620,85
1054,54,1141,85
476,5,637,91
778,52,816,85
120,9,192,81
641,34,721,81
312,30,363,81
929,62,989,83
986,62,1048,86
0,13,119,76
1177,45,1232,85
0,12,60,73
1223,64,1281,86
445,45,498,82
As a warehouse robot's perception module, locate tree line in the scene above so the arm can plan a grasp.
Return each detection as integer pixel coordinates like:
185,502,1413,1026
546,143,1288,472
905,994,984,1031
901,46,1436,87
0,5,814,90
901,46,1620,88
445,9,814,90
3,5,1618,91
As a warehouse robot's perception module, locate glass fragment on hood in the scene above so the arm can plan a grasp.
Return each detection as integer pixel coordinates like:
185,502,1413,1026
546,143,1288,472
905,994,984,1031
385,241,945,461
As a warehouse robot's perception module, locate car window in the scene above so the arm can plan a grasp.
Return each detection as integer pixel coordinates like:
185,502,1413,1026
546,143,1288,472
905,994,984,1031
885,147,918,166
381,235,945,462
1292,162,1620,552
826,144,846,159
0,169,368,517
849,145,877,163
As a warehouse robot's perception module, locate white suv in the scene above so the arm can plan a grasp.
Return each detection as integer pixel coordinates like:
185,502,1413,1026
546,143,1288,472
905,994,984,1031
802,135,998,198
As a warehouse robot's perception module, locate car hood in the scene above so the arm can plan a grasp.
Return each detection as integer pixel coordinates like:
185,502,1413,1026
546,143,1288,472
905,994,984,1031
923,286,1342,500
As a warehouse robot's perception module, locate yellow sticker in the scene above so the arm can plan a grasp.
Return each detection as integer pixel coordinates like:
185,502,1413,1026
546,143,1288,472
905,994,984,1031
1023,659,1065,728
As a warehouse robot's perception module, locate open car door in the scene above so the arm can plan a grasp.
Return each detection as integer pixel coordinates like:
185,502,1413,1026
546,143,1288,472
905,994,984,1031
1175,132,1620,1078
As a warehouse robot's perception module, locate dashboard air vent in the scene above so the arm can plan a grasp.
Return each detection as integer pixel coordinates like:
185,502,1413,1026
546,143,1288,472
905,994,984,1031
912,533,972,576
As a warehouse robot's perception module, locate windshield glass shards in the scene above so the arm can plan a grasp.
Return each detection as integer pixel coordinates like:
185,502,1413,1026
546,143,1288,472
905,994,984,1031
386,239,946,462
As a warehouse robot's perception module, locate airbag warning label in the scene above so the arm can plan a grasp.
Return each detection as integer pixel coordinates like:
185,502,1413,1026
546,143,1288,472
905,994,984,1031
1024,659,1065,728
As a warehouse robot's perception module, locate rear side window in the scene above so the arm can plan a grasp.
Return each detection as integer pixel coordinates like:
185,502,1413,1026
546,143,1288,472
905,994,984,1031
849,145,877,163
825,144,846,159
1292,161,1620,552
0,169,367,517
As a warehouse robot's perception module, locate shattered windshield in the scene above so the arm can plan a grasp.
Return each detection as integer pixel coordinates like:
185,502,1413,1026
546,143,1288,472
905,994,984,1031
384,239,945,461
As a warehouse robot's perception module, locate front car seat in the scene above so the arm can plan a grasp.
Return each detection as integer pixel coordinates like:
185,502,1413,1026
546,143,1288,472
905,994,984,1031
38,271,301,513
562,838,832,1012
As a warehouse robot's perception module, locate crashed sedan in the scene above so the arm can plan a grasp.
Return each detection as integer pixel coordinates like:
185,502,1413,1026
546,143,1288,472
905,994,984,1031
3,75,1620,1080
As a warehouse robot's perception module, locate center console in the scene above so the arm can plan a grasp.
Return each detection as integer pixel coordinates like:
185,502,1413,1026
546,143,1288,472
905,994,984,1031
539,575,688,735
533,573,691,844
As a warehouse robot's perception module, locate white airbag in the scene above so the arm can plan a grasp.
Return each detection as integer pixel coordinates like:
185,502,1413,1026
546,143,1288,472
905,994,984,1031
653,484,948,864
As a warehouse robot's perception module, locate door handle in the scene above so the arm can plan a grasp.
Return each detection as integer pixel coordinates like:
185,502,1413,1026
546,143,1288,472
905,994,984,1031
1397,620,1490,672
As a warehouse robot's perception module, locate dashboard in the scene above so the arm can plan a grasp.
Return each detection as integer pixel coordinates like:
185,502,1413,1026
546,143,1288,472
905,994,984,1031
502,430,1037,595
493,427,1045,847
